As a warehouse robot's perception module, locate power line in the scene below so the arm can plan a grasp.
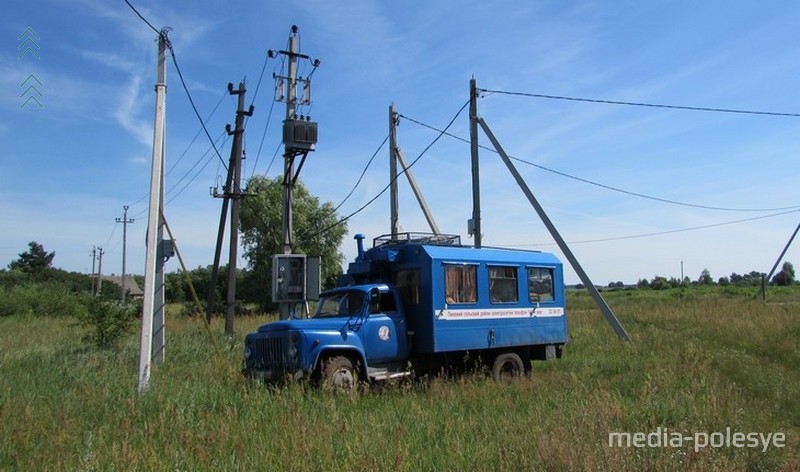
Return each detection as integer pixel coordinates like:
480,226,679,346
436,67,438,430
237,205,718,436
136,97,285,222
123,0,159,35
264,141,283,176
128,90,228,218
514,208,800,247
398,114,800,213
162,36,228,172
167,89,228,176
306,100,470,240
480,89,800,118
166,129,229,203
331,135,389,213
250,89,277,178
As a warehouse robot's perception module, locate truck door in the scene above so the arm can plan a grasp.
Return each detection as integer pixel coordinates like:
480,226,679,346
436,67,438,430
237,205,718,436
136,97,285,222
362,290,409,364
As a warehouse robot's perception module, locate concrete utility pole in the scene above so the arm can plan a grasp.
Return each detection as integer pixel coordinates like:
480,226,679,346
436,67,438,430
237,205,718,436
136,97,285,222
281,28,300,257
116,206,135,303
272,25,319,320
139,30,168,394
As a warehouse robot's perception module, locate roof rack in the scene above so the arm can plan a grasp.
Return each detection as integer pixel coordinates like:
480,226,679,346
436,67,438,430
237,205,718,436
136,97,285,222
373,232,462,248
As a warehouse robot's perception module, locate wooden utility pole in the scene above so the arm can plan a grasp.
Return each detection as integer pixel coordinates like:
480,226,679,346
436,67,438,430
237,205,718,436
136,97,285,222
116,205,134,303
206,82,252,334
90,246,97,295
139,30,168,393
225,82,252,336
96,247,104,296
469,78,482,247
388,105,441,235
389,104,399,239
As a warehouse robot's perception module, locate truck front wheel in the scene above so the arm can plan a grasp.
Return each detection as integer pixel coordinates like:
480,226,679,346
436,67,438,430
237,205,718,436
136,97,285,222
321,355,358,392
491,352,524,383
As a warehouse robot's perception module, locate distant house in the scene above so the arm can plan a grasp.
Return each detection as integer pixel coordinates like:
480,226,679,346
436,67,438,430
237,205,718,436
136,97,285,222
100,274,144,299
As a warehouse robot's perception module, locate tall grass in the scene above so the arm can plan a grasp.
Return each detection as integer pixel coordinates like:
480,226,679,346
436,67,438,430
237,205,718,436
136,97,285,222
1,288,798,471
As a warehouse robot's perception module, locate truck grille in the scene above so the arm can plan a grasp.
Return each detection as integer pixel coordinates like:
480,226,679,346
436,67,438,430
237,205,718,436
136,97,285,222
251,337,286,369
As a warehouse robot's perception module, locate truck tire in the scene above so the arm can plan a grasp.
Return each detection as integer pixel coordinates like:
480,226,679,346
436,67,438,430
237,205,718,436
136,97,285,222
491,352,524,383
321,355,358,392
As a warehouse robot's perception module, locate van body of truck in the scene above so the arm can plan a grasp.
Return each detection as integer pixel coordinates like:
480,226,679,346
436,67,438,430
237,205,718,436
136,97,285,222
242,233,568,387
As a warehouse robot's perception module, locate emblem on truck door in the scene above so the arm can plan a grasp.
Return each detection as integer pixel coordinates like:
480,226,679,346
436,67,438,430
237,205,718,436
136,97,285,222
378,325,390,341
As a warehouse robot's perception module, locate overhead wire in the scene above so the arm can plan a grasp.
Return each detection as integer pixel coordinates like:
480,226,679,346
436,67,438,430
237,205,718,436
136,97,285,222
163,35,228,173
330,135,389,213
251,45,287,177
398,114,800,213
514,208,800,247
126,90,230,217
123,0,159,35
166,129,229,203
305,100,470,241
479,89,800,118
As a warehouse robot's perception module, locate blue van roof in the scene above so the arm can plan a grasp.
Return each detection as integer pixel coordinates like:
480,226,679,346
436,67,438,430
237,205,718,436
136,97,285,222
415,243,561,266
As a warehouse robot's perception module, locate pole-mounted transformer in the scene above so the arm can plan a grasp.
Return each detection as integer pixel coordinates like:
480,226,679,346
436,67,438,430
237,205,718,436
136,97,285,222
270,25,322,320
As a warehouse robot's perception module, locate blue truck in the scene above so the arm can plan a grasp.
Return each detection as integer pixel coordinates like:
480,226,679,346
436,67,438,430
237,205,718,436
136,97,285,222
242,233,568,388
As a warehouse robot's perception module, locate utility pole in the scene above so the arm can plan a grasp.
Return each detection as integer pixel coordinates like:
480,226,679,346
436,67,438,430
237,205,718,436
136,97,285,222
389,104,399,239
225,82,252,336
90,246,97,295
139,29,168,394
96,247,104,296
272,25,319,320
207,157,234,324
761,220,800,299
469,77,482,247
476,110,630,341
207,82,253,333
389,105,441,235
153,147,167,365
116,206,135,303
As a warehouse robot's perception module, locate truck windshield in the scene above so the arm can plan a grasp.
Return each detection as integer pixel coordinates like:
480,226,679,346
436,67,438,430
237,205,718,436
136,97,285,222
314,292,366,318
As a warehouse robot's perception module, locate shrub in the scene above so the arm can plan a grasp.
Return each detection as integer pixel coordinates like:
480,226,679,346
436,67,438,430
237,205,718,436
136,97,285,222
74,298,139,349
0,281,88,317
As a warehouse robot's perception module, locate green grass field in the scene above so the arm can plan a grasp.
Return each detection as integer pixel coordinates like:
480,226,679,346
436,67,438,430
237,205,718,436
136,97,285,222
1,287,798,471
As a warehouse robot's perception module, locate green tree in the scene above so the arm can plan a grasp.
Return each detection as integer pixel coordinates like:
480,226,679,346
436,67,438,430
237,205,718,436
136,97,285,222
8,241,55,274
650,275,670,290
240,176,348,308
772,261,795,286
698,268,713,285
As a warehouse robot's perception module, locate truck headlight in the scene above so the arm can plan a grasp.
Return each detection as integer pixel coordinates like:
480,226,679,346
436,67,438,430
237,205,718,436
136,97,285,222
243,346,252,360
288,332,300,364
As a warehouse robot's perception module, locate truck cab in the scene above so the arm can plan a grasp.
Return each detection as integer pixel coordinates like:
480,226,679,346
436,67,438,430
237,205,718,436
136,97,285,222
243,233,568,388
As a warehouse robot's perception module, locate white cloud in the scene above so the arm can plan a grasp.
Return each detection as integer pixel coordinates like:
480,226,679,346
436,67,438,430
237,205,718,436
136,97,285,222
113,74,153,147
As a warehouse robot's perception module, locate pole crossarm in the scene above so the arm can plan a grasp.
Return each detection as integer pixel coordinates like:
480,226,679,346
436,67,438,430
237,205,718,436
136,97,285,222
477,116,631,342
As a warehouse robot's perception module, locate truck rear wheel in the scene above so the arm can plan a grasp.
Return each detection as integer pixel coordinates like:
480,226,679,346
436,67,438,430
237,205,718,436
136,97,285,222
321,355,358,392
491,352,524,383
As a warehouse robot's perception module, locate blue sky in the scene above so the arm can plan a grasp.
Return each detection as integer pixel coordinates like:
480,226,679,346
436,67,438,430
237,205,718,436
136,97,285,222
2,0,799,285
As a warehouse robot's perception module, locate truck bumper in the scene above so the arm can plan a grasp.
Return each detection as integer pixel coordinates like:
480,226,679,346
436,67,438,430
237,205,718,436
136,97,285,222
242,366,306,382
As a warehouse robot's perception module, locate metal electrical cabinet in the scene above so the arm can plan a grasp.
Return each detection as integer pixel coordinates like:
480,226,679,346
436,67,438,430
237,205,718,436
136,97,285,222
271,254,321,302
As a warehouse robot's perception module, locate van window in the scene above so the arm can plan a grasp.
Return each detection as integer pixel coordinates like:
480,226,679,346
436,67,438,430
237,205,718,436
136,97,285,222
489,266,518,303
396,270,420,306
444,264,477,304
528,268,554,302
